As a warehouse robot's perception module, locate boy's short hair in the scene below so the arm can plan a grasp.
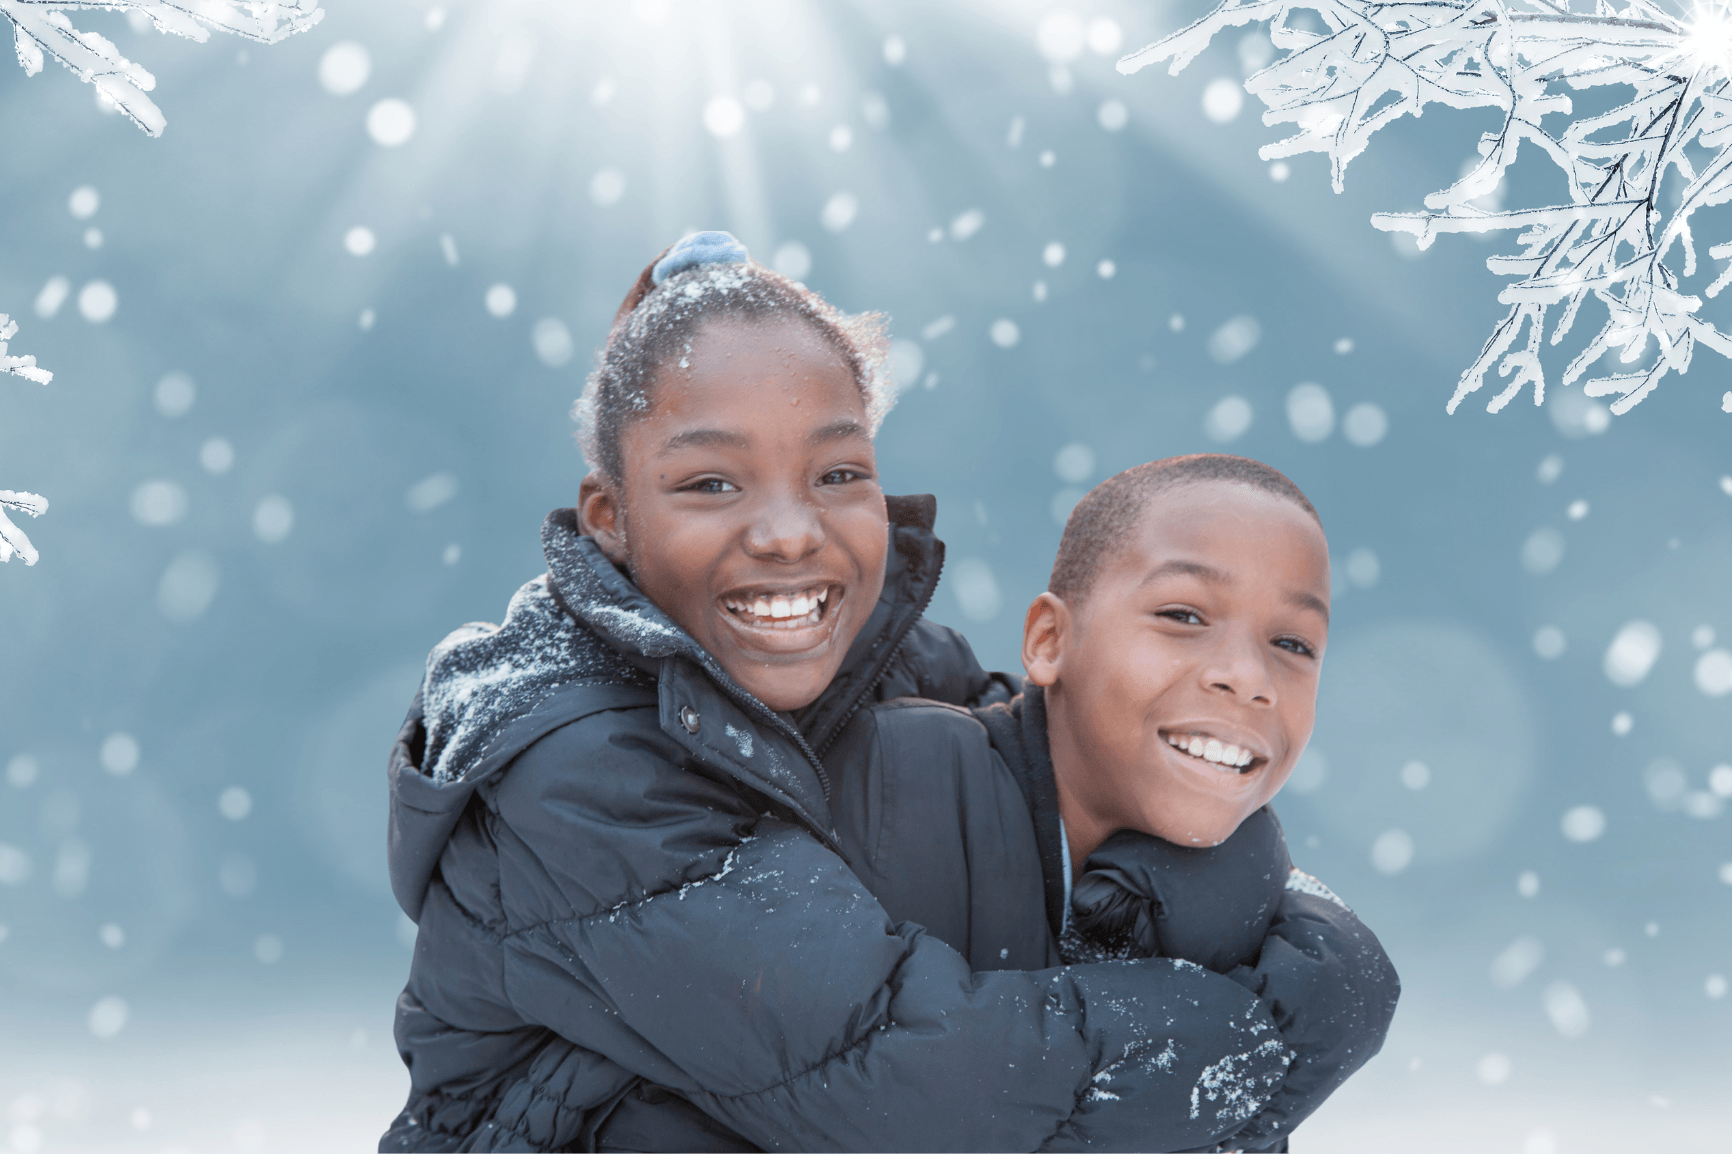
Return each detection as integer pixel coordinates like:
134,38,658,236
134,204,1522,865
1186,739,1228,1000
1048,454,1320,604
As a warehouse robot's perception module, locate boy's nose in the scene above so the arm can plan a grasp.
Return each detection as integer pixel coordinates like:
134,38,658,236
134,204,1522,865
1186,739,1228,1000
1203,635,1277,705
742,490,825,562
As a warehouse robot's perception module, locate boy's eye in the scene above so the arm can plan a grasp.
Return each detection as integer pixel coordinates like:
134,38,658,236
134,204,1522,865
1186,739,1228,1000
1159,608,1204,625
682,478,739,494
819,468,866,486
1274,636,1317,658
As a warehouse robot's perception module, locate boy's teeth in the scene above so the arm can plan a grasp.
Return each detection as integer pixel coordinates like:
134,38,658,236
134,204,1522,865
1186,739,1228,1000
1166,732,1257,771
752,598,771,616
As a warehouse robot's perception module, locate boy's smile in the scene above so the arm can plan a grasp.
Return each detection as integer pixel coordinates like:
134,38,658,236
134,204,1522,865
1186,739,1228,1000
579,317,888,712
1024,479,1330,862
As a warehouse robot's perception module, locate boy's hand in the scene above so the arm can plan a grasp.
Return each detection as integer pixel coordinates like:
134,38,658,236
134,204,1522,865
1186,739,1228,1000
1217,880,1401,1150
1069,805,1291,972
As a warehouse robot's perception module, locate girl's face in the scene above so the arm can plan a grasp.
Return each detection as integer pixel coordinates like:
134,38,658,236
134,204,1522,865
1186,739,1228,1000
579,316,888,712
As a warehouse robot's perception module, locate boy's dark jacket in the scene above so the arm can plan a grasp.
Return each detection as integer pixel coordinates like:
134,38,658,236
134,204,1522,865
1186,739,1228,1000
380,500,1364,1152
834,688,1401,1151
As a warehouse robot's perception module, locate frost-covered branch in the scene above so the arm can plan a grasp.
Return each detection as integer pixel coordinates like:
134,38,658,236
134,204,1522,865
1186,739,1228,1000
1,313,51,564
0,489,48,566
1,313,51,386
1,0,323,135
1122,0,1732,415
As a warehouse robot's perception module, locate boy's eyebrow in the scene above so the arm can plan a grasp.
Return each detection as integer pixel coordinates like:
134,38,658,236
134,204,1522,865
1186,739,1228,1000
1143,559,1332,624
808,419,869,445
1139,559,1230,586
1288,589,1331,623
659,428,751,453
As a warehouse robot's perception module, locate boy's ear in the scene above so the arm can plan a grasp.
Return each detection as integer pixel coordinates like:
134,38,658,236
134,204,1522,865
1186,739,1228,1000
1022,592,1070,687
577,474,629,566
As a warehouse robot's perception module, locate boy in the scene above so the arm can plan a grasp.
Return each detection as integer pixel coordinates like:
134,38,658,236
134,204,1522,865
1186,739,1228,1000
824,454,1397,1150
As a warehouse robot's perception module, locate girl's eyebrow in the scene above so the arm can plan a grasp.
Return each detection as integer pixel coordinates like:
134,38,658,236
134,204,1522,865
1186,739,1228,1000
809,419,868,445
659,428,751,453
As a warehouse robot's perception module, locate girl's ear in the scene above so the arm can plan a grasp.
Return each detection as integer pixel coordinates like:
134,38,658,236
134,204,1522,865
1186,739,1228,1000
1022,592,1069,687
578,474,628,566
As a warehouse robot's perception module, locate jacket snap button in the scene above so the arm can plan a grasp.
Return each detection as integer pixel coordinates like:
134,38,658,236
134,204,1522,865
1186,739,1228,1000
679,706,700,734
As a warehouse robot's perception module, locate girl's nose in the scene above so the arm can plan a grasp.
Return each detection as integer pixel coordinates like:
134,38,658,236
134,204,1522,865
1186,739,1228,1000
743,489,825,562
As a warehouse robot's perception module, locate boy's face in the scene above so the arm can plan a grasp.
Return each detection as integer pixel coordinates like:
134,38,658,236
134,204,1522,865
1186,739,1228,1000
579,317,888,712
1027,481,1330,847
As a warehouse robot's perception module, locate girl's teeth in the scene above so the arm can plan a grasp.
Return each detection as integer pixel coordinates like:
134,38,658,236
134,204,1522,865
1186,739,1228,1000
730,588,829,623
1188,737,1205,757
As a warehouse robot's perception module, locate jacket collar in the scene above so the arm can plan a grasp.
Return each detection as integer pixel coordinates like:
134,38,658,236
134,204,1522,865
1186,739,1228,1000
973,687,1068,939
538,498,946,831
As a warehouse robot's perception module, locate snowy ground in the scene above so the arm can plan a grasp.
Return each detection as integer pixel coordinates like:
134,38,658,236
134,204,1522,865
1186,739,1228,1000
4,955,1725,1153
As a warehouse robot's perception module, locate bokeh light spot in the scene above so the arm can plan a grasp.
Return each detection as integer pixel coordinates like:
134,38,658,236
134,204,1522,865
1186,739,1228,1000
318,41,371,95
253,495,294,544
68,185,99,219
1286,382,1335,442
1202,77,1244,123
1560,805,1606,842
1205,395,1253,443
78,280,117,323
366,98,416,146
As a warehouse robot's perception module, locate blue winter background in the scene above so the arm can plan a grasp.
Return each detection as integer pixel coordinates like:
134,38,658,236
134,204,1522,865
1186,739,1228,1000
2,0,1729,1150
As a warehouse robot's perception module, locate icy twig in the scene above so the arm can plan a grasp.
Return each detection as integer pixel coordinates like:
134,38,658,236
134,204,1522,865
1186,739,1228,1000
1,313,51,385
0,0,324,136
1120,0,1732,415
1,313,50,562
0,490,48,566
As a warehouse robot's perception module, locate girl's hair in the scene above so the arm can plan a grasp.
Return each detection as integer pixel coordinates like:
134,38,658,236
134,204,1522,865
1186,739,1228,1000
574,253,893,484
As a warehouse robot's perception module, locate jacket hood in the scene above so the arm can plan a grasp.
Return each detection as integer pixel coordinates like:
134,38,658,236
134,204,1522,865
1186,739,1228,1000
388,497,947,920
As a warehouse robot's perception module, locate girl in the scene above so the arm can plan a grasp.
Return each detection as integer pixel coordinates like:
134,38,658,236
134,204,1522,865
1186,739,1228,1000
380,235,1289,1152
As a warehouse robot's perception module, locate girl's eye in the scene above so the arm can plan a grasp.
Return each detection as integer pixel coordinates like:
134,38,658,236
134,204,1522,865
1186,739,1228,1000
1274,637,1317,658
1159,609,1204,625
683,478,739,494
820,468,866,486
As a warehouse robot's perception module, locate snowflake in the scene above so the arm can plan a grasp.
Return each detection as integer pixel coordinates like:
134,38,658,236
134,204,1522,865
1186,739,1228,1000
2,0,324,137
1122,0,1732,416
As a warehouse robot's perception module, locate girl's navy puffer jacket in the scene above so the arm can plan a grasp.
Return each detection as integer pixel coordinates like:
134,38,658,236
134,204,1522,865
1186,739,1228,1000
381,498,1290,1152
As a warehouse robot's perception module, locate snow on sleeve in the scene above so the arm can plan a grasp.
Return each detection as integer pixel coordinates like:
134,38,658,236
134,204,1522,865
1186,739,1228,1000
1119,0,1732,418
1285,867,1350,911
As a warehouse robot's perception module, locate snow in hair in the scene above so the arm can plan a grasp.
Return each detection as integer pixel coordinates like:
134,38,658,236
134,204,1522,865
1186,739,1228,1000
573,262,893,481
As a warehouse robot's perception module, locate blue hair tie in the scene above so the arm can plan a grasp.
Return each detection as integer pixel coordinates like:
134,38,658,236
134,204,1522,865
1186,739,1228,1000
651,231,751,285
